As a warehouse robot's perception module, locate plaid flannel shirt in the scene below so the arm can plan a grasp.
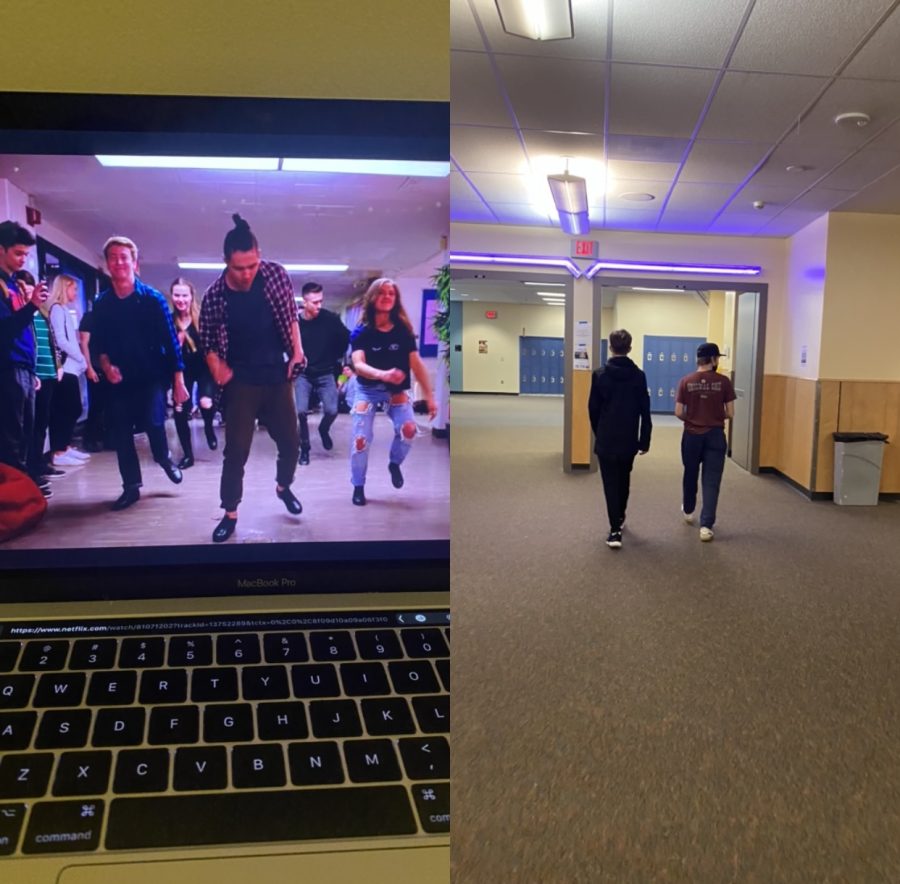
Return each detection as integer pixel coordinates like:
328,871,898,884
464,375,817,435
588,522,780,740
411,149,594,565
200,261,297,363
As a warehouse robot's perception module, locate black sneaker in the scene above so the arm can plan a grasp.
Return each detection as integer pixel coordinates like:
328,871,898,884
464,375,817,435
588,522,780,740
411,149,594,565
42,466,66,478
318,426,333,451
40,485,52,499
213,515,237,543
298,449,310,466
352,486,367,506
606,531,623,549
388,462,404,489
276,486,302,515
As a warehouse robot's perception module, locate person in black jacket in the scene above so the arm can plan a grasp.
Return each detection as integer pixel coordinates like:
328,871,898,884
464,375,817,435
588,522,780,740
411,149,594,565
587,328,652,549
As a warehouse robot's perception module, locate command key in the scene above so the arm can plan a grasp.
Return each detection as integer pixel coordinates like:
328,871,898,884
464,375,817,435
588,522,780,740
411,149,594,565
22,800,104,853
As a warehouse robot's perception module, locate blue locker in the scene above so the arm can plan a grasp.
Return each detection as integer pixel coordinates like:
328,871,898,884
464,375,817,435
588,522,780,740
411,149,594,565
520,336,564,395
644,335,707,413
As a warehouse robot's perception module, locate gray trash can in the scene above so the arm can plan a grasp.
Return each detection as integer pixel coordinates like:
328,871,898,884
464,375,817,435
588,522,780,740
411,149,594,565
833,432,889,505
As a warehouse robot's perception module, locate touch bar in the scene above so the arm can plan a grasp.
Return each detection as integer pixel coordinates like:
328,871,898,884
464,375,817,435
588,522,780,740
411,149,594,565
106,786,416,849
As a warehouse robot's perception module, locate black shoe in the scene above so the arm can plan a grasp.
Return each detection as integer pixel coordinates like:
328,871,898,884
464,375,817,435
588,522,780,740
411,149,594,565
319,426,333,451
213,515,237,543
42,466,66,478
161,460,183,484
606,531,623,549
276,486,303,515
111,487,140,511
33,475,51,489
352,486,367,506
177,455,194,470
298,449,310,466
40,485,52,499
388,462,404,489
205,428,218,450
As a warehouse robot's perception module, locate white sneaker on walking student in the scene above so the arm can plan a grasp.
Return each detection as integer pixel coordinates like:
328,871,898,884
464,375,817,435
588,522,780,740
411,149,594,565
700,527,714,542
681,506,695,525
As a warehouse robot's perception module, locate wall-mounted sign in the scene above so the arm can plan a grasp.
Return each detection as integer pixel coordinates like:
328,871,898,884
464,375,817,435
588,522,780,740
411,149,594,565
570,239,599,260
485,310,498,319
574,319,591,371
478,340,488,354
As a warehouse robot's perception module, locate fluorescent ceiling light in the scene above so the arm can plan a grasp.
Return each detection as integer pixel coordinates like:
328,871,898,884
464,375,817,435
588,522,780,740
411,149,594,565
629,287,690,293
537,291,566,297
97,155,279,170
282,158,449,177
178,261,349,272
523,281,565,286
547,173,590,236
496,0,574,40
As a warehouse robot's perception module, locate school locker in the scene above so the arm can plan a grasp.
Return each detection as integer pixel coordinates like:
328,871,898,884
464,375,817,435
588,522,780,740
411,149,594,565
520,336,564,395
643,335,707,413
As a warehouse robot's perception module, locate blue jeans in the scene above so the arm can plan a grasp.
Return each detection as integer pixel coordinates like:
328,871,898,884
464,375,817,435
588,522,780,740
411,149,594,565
294,373,339,450
681,428,727,529
350,384,416,487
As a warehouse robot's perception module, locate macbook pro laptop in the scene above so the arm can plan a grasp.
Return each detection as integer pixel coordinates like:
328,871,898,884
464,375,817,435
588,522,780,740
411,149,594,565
0,92,450,883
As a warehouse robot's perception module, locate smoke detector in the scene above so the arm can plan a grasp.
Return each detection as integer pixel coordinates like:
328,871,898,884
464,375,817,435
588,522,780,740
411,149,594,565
834,111,871,128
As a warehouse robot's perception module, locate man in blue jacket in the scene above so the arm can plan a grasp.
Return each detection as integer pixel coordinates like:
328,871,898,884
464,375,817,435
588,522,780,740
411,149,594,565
587,329,652,549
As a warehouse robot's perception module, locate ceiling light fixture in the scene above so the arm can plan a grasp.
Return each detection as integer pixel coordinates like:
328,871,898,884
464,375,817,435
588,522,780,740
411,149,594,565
179,261,349,272
495,0,574,40
97,156,279,171
281,158,450,177
537,291,566,297
618,192,656,202
547,159,590,236
523,281,565,286
833,111,871,128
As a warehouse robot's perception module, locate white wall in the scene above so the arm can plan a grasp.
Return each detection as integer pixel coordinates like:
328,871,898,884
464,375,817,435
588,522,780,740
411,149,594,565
613,291,709,367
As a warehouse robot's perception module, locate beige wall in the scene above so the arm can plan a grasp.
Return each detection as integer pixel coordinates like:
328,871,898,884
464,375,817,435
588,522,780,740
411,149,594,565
9,1,448,101
821,213,900,381
462,301,564,393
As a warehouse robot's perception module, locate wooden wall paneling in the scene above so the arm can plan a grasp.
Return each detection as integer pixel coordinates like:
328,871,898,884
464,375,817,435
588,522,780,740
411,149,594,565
838,381,900,492
815,380,841,493
760,374,785,468
781,378,816,489
572,371,593,466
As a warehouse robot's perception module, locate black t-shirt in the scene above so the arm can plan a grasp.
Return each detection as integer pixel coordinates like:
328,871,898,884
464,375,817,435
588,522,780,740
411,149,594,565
298,309,350,377
101,293,155,381
351,323,417,392
225,275,285,385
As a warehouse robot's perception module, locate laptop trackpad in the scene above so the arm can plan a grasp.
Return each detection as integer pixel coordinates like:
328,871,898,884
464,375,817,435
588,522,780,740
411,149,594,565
59,846,449,884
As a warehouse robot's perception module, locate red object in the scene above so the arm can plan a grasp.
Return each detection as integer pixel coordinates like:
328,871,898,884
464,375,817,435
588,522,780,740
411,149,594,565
485,310,498,319
0,466,48,543
25,206,42,226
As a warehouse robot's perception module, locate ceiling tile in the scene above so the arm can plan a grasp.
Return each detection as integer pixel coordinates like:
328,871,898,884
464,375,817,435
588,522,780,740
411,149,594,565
656,209,720,232
831,165,900,213
796,78,900,148
491,202,556,226
607,134,691,163
679,141,772,184
603,207,661,230
521,130,605,165
729,0,892,76
665,181,739,212
612,0,749,67
451,170,480,201
497,55,606,132
818,147,900,190
790,187,860,212
451,51,512,125
451,0,484,51
842,6,900,80
758,209,827,236
698,71,828,141
452,125,527,172
751,138,849,186
705,213,773,235
606,181,671,206
607,160,679,182
451,199,498,223
734,181,818,211
466,171,537,202
609,64,718,138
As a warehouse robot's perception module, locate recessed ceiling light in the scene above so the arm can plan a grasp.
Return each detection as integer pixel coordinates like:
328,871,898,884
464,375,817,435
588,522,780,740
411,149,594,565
833,111,871,128
785,164,813,173
618,191,656,202
537,291,566,297
523,281,565,287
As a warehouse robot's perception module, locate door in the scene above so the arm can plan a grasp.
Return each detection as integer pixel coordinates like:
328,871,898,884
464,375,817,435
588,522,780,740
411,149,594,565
731,291,762,472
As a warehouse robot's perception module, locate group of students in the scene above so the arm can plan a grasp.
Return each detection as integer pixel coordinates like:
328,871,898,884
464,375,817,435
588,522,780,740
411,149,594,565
0,214,437,544
588,328,736,549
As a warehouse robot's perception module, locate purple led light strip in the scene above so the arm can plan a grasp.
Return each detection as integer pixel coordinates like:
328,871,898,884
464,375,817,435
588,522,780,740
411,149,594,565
450,252,582,277
585,260,761,278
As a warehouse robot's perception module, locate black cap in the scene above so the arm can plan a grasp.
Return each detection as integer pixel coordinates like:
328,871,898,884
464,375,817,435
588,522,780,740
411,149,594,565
697,342,721,359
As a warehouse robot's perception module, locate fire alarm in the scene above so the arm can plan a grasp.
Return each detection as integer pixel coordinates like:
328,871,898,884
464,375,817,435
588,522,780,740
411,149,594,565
25,206,42,226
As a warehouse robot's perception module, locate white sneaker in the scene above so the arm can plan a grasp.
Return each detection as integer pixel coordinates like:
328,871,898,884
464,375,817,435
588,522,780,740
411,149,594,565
53,451,86,466
681,506,695,525
700,527,714,542
66,448,91,461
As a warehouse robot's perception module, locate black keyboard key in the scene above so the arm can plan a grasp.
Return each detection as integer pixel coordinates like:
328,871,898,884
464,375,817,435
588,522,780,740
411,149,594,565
0,641,21,672
69,639,117,670
52,751,112,796
22,798,104,853
399,737,450,780
0,711,37,750
388,661,440,695
0,802,25,855
191,667,239,702
216,633,261,665
232,744,286,789
139,669,188,704
19,640,69,671
173,746,227,792
411,782,450,833
340,662,390,697
290,663,339,698
412,695,450,734
0,674,35,709
256,701,308,741
309,700,362,738
119,638,165,669
168,635,213,667
203,704,254,743
0,752,54,798
435,658,450,691
148,705,199,745
361,697,416,736
355,629,403,660
105,787,415,849
263,632,308,663
309,631,356,661
35,710,92,749
33,672,87,708
87,671,137,706
288,741,344,786
242,665,290,700
114,749,170,794
400,628,450,659
92,708,145,747
343,739,402,783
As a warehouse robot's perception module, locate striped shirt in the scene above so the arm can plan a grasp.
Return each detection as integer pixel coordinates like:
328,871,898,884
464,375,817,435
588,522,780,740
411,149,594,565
200,261,297,364
33,313,58,380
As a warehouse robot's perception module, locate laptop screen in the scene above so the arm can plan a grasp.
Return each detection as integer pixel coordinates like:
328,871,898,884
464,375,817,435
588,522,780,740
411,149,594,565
0,92,449,604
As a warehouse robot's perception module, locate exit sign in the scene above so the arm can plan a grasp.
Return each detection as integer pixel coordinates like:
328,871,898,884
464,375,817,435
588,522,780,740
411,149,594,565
571,239,599,259
485,310,498,319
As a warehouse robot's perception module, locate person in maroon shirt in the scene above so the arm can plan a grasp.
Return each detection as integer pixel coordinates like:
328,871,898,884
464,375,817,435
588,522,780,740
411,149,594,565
675,342,736,541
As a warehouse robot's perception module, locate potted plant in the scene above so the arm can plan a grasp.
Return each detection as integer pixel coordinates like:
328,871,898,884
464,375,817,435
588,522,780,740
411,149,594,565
431,263,450,438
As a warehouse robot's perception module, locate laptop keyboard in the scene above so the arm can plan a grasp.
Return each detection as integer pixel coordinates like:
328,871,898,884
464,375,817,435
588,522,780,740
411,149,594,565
0,612,450,855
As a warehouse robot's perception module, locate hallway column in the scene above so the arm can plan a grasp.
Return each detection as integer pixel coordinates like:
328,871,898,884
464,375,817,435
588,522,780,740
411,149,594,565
563,274,600,473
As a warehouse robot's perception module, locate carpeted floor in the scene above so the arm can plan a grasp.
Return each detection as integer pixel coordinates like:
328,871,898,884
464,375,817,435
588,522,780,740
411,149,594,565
451,394,900,883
